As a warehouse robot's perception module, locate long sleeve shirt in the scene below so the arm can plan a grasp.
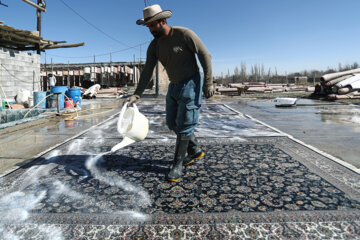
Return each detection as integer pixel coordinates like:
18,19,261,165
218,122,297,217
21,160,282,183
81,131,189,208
134,26,212,97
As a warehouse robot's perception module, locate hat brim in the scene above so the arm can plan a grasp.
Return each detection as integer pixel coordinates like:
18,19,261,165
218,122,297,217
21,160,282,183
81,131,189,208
136,10,172,25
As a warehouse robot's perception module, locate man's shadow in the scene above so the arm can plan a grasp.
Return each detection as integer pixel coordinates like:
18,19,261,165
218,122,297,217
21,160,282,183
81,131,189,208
19,152,171,185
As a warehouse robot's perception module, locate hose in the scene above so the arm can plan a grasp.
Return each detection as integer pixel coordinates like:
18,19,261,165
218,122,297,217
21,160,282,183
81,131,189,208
24,93,54,118
58,107,114,121
24,92,115,121
24,92,79,119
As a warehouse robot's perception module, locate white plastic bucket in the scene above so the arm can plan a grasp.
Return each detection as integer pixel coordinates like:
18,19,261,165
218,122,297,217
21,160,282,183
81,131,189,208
111,102,149,152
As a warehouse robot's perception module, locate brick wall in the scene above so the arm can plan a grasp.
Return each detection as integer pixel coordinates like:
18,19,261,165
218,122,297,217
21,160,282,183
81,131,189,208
0,47,41,101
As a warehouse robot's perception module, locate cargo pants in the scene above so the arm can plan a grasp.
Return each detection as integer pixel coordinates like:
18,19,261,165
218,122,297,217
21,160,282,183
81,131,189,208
166,72,203,136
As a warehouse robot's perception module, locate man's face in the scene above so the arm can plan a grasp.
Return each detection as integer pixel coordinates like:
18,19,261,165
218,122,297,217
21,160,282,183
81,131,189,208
146,20,165,39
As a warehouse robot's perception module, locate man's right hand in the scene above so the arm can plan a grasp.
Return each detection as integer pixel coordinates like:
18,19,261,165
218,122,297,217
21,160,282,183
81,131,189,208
203,85,215,99
126,95,140,106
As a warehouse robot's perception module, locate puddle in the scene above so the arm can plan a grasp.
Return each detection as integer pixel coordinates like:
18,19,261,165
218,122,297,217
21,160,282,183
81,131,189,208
227,98,360,168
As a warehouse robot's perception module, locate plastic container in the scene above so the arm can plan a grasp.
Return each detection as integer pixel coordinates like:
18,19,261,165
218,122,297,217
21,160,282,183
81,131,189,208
33,91,47,108
65,99,74,109
66,88,81,107
49,86,68,109
111,103,149,152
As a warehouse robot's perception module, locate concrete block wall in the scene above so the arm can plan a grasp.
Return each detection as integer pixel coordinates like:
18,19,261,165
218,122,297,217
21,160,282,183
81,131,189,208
157,61,169,88
0,47,41,101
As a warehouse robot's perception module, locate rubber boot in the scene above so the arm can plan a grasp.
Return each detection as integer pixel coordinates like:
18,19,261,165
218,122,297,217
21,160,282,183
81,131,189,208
167,135,189,182
183,133,204,166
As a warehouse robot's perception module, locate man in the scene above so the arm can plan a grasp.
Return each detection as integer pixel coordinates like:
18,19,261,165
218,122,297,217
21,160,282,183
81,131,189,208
128,4,214,182
48,73,56,88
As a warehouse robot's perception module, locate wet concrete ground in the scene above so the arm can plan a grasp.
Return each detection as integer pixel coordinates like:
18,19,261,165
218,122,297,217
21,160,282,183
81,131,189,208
225,97,360,169
0,99,123,176
0,96,359,239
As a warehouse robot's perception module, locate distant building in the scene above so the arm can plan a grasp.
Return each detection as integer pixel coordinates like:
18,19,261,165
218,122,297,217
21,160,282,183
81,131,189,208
294,76,308,85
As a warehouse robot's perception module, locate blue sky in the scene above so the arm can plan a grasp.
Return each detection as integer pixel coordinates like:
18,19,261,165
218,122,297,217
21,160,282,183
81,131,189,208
1,0,360,76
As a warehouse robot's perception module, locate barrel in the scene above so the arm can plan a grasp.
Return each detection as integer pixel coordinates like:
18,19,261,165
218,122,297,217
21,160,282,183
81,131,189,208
49,86,68,109
33,91,47,108
66,88,82,107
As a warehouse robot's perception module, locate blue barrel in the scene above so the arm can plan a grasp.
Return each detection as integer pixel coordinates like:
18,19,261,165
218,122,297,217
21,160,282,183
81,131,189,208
50,86,68,109
33,91,47,108
66,88,82,107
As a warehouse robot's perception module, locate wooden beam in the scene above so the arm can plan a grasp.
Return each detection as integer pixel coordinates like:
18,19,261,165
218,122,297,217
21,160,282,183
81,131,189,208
1,31,40,44
10,46,38,51
53,41,67,44
0,37,30,46
42,42,85,49
22,0,46,12
0,25,41,38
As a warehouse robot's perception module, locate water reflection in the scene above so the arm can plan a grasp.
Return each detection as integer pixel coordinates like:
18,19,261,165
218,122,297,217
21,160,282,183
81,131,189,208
318,105,360,130
227,98,360,168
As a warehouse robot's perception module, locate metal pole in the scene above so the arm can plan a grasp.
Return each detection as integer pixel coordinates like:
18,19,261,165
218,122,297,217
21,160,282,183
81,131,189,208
155,61,159,97
56,93,60,113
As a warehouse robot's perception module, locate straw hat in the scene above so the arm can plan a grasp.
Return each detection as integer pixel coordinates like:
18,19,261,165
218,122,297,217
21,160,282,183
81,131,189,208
136,4,172,25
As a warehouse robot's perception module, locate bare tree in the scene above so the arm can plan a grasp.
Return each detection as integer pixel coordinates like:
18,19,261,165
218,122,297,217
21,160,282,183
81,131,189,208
240,62,247,82
338,63,342,71
351,62,359,69
234,66,239,76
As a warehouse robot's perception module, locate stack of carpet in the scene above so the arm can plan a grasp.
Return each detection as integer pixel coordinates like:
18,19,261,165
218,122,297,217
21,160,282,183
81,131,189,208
319,68,360,100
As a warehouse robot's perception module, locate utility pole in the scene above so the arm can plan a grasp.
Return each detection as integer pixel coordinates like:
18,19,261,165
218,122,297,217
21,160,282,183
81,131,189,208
36,0,41,54
67,61,70,88
44,51,47,91
110,47,112,64
50,58,53,91
21,0,46,54
109,48,112,88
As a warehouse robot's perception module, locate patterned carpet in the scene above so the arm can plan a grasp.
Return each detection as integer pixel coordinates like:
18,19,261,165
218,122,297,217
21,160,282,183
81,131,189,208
0,103,359,239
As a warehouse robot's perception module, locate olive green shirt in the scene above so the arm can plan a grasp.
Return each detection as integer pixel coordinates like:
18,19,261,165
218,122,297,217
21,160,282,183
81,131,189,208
134,26,212,97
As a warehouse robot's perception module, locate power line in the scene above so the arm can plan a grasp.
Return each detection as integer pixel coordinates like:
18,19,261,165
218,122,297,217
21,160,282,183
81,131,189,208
46,40,151,59
0,0,8,7
58,0,133,48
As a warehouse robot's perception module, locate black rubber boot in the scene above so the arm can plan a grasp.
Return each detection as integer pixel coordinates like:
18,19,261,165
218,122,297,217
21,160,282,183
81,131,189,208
183,133,204,166
167,135,189,182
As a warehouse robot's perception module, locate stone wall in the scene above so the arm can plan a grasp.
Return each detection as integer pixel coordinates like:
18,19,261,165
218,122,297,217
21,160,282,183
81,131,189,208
0,47,41,101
